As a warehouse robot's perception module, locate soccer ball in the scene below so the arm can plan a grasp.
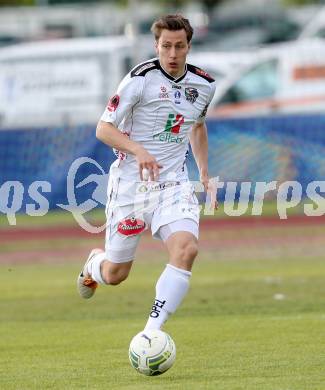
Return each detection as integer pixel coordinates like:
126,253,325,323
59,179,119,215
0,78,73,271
128,329,176,376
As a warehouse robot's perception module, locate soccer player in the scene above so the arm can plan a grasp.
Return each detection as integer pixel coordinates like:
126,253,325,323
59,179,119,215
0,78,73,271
77,14,216,331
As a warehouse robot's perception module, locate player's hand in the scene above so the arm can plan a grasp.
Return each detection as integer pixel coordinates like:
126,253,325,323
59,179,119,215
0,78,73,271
200,170,209,192
134,146,162,181
200,171,218,211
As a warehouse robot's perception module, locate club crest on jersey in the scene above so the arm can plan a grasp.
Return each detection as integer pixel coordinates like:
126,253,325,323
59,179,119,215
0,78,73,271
185,87,199,103
107,95,120,112
117,217,146,236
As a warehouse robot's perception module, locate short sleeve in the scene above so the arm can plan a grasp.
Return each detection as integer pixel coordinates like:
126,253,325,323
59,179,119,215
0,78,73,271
100,74,143,127
196,82,216,124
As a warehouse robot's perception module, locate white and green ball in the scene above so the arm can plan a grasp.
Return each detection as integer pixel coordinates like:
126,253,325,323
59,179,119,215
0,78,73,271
129,330,176,376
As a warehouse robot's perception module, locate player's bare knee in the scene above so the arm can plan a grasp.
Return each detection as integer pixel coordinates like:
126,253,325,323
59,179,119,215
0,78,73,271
186,242,198,260
171,241,198,265
179,241,198,261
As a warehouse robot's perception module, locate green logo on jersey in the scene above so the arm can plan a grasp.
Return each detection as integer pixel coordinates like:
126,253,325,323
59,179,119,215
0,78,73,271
154,113,185,143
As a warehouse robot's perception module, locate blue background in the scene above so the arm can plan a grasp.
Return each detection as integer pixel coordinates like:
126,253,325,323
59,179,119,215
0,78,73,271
1,114,325,212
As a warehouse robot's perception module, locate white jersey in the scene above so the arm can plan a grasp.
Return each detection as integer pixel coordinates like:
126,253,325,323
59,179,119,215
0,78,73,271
101,58,216,182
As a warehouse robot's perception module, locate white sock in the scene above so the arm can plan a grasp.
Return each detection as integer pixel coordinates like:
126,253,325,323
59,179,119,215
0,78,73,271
144,264,191,331
86,252,107,285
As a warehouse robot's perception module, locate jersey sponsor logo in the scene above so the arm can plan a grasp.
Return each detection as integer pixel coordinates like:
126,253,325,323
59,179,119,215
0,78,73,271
159,85,169,99
117,217,146,236
185,87,199,103
107,94,120,112
137,181,180,193
150,299,166,318
172,84,181,89
164,113,184,134
153,113,186,143
154,132,185,143
134,62,156,76
150,181,180,192
195,68,211,79
137,184,148,193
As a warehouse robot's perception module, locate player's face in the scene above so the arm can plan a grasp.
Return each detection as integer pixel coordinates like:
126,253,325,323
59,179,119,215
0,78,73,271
155,29,191,78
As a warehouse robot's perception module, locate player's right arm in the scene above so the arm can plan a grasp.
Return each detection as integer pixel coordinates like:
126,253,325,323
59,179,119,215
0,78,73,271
96,121,161,181
96,72,162,181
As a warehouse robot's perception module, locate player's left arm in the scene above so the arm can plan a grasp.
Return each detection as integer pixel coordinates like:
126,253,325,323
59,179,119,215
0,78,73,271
190,81,216,190
190,121,218,211
189,121,209,191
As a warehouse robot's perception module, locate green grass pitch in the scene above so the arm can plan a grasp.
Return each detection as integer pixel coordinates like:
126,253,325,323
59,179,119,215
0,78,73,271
1,242,325,389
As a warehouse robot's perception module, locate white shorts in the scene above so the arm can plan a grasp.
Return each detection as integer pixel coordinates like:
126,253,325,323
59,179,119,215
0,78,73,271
105,174,200,263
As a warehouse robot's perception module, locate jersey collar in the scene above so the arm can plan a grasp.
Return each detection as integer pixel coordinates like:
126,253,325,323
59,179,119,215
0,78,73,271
155,59,188,83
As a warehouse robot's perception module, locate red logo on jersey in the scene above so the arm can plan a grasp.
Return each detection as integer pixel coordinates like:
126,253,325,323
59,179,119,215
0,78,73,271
195,68,211,78
107,94,120,112
164,113,184,134
117,217,146,236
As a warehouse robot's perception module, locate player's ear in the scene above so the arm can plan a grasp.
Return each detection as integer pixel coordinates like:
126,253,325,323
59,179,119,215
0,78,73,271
188,41,191,52
154,40,159,55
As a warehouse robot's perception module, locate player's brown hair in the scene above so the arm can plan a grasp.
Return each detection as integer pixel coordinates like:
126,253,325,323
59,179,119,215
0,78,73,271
151,14,193,43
